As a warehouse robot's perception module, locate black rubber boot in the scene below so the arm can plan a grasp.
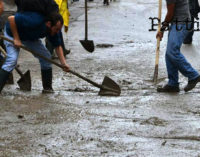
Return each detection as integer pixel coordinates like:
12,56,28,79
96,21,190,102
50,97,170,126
41,68,54,93
0,56,13,84
184,76,200,92
157,84,180,93
0,69,10,93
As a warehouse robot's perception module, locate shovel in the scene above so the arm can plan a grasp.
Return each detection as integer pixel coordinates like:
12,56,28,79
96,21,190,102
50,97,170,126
15,67,31,91
153,0,162,84
1,36,120,96
80,0,95,53
0,45,31,91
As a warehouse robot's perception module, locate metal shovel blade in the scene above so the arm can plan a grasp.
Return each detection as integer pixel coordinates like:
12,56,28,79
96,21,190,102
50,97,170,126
17,70,31,91
80,40,95,53
98,76,121,96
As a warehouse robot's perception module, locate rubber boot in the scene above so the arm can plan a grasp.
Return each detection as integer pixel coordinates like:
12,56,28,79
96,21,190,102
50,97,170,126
0,69,10,93
0,55,14,85
41,68,54,93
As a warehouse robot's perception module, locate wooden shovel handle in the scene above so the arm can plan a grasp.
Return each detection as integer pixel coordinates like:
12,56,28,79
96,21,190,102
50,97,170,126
156,0,162,65
153,0,162,83
85,0,88,40
0,35,104,89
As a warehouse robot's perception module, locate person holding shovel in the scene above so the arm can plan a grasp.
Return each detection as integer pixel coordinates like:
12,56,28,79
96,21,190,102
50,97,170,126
0,11,70,93
156,0,200,93
0,0,17,84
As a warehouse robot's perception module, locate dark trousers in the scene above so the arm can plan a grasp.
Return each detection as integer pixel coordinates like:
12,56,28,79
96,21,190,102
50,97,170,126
46,31,66,55
183,17,194,43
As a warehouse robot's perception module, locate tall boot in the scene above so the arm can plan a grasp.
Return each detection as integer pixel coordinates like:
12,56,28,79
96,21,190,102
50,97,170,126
41,68,54,93
0,69,10,93
0,54,14,85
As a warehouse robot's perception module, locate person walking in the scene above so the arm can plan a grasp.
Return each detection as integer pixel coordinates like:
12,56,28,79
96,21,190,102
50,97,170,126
156,0,200,93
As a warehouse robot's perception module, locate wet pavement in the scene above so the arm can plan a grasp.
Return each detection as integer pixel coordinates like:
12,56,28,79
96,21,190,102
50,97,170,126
1,0,200,156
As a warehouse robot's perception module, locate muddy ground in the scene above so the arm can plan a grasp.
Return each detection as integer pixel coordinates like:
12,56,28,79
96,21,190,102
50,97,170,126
0,0,200,156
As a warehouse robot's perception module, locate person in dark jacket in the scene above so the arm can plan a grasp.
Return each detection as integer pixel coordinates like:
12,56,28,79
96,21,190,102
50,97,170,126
15,0,70,59
0,11,70,93
0,0,3,15
0,0,17,84
183,0,200,44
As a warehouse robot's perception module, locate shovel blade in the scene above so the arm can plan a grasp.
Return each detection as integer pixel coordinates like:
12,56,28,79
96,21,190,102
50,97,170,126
80,40,95,53
99,76,121,96
17,70,31,91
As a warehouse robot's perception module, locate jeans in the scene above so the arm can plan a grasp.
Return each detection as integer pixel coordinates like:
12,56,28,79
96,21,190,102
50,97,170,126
166,24,199,87
2,31,52,72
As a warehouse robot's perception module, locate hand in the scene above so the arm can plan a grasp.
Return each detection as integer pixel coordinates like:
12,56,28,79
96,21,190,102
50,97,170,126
156,31,163,41
62,63,70,72
14,39,22,48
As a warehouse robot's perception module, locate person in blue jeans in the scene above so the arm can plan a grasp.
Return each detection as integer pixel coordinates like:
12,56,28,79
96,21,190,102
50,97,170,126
156,0,200,93
183,0,200,44
0,11,70,93
0,0,17,84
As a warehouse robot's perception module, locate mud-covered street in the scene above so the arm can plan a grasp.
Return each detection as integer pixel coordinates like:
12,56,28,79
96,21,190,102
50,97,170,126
1,0,200,156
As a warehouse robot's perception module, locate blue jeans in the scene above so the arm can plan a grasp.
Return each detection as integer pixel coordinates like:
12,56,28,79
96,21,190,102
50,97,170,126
166,24,199,87
2,31,52,72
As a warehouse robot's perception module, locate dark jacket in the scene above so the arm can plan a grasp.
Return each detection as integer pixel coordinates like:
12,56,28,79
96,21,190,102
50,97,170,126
15,0,58,16
189,0,200,19
6,12,61,47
